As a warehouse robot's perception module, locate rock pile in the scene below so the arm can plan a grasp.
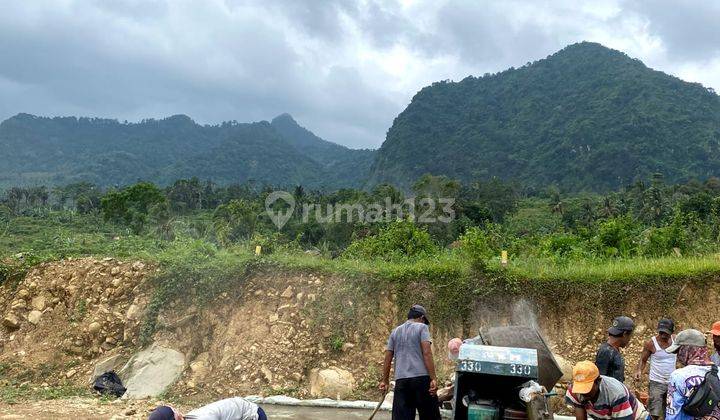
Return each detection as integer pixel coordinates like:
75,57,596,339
0,257,152,383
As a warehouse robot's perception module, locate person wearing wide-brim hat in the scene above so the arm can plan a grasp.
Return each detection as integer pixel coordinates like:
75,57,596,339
665,329,720,420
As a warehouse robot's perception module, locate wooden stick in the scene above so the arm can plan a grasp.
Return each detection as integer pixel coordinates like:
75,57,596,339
368,390,388,420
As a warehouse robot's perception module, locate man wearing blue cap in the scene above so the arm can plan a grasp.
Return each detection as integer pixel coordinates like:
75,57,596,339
380,304,440,420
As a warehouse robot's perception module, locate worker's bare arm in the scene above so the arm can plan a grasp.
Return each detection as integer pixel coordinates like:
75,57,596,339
574,406,588,420
634,339,653,381
421,341,438,395
379,350,393,392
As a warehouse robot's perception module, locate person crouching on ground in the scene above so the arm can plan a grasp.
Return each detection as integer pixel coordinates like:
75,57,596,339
566,361,648,420
596,316,635,383
665,329,720,420
380,304,441,420
148,397,267,420
634,318,676,420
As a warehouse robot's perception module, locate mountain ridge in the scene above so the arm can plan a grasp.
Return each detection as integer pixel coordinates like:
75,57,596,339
0,112,374,189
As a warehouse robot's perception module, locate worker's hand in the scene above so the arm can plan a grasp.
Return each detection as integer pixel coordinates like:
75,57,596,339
379,379,389,393
429,379,438,396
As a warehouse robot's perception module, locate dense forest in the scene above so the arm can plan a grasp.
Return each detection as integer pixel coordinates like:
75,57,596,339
0,113,374,190
368,42,720,191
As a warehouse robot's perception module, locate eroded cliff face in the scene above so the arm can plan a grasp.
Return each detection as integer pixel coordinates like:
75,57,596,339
2,258,719,403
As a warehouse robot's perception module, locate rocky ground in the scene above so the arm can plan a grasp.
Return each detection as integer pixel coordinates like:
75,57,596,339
0,257,151,388
0,398,393,420
0,397,159,419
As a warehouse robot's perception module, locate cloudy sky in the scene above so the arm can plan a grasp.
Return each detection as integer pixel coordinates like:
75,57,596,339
1,0,719,149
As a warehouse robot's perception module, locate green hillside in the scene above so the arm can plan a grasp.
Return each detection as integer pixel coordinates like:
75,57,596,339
0,112,372,189
368,42,720,191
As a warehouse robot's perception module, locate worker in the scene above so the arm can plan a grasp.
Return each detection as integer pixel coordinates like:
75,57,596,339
634,318,676,420
596,316,635,382
148,397,267,420
380,304,441,420
665,329,720,420
566,360,648,420
708,321,720,365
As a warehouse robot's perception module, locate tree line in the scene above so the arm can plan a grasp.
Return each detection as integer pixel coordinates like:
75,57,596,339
3,174,720,261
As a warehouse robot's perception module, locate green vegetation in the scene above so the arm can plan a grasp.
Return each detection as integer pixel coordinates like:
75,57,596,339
369,42,720,191
0,383,89,404
3,171,720,327
0,361,90,404
0,112,373,190
343,220,438,261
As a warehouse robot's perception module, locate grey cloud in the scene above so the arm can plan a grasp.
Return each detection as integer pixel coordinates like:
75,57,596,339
0,0,394,147
0,0,719,149
406,1,582,75
624,0,720,61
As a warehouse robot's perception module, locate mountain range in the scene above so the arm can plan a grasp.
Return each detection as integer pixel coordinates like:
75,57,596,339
2,41,720,192
0,112,374,189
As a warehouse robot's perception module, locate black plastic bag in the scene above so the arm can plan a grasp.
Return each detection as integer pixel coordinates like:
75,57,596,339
93,370,127,398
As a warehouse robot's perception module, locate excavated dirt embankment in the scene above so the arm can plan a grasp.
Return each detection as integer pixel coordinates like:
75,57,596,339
2,258,720,407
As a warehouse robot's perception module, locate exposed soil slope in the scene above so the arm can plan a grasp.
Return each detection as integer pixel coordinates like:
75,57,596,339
2,258,720,406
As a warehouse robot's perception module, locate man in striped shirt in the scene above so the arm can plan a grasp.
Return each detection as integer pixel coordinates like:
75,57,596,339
566,361,648,420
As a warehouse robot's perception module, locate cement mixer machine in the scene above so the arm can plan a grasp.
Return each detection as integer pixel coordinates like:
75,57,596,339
451,326,561,420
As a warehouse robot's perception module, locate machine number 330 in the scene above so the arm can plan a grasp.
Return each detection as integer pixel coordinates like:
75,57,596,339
509,363,532,375
458,360,482,372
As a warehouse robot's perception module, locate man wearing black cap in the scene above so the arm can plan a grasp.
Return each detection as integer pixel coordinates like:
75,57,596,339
634,318,676,420
380,304,440,420
595,315,635,383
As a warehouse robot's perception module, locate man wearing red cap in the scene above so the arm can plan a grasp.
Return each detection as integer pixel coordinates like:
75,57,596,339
709,321,720,365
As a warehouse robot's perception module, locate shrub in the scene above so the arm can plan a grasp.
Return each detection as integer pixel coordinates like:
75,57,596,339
100,183,166,234
252,232,291,255
458,225,504,269
343,220,437,261
540,233,584,259
212,199,259,246
593,216,639,257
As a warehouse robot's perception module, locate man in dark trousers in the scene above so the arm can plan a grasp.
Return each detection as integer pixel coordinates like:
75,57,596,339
596,315,635,383
380,304,440,420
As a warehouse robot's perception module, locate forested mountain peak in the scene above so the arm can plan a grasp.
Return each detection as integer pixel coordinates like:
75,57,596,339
368,41,720,191
271,113,347,152
269,112,377,187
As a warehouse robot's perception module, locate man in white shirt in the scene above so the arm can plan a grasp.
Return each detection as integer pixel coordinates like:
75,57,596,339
148,397,266,420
